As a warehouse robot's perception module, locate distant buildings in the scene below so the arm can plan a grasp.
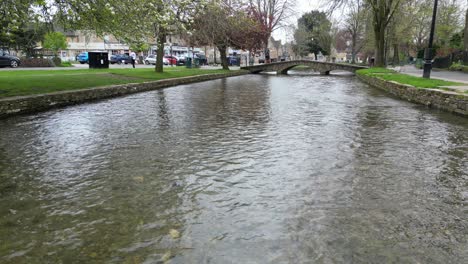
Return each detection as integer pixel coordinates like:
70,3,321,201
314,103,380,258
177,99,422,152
48,30,296,65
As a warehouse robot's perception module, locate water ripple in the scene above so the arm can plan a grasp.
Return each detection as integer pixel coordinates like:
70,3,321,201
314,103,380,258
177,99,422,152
0,73,467,263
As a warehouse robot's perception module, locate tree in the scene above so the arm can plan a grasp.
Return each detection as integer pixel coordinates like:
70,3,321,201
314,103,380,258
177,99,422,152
465,8,468,50
293,11,332,58
343,0,367,63
13,23,48,57
329,0,402,67
407,0,433,53
1,0,34,40
248,0,295,54
190,0,262,69
368,0,402,66
129,42,150,53
292,26,310,57
0,0,48,52
435,0,463,48
43,32,67,56
52,0,200,72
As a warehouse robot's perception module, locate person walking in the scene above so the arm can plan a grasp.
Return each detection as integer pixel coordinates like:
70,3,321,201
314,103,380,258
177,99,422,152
130,51,137,68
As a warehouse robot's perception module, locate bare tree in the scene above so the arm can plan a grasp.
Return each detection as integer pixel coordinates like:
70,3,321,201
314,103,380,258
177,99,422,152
343,0,367,63
190,0,263,69
248,0,295,53
328,0,402,67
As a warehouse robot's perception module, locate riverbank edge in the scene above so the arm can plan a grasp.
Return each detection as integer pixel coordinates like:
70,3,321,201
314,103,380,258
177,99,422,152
357,73,468,116
0,70,248,119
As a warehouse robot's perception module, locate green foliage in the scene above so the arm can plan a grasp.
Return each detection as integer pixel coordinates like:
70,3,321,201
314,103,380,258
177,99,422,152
415,59,424,69
1,1,37,41
0,0,48,56
129,42,150,52
357,68,463,89
52,57,62,66
43,32,67,55
435,0,463,48
59,61,73,67
12,25,47,57
449,31,463,49
294,11,332,56
449,62,468,72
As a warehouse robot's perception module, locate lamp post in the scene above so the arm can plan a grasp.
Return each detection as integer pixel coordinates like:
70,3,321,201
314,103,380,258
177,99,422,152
423,0,439,79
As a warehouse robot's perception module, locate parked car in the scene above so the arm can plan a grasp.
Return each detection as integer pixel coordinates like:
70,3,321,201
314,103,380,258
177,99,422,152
164,55,177,65
77,52,89,64
176,55,186,66
144,54,156,65
110,54,132,64
0,49,20,68
144,54,170,65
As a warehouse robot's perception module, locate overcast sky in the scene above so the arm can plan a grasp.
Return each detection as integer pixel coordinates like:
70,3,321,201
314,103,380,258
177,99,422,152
272,0,324,42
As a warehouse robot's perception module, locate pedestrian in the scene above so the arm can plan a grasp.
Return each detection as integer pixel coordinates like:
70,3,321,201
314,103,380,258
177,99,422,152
130,51,136,68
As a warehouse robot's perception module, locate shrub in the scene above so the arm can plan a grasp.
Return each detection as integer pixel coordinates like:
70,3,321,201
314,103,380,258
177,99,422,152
449,62,462,71
52,57,61,66
448,62,468,72
415,58,424,69
19,57,55,67
59,61,73,67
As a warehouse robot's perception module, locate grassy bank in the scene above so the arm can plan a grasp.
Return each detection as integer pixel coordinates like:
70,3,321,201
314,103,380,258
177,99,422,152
0,67,231,98
356,68,463,89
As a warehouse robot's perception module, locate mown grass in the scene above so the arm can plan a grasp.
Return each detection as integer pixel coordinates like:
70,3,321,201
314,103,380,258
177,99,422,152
357,68,463,89
0,68,231,98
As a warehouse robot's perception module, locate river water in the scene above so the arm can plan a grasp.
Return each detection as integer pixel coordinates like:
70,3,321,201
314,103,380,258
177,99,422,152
0,72,467,263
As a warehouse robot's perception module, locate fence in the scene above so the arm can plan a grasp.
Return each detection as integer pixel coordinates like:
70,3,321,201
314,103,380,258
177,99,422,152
432,51,468,68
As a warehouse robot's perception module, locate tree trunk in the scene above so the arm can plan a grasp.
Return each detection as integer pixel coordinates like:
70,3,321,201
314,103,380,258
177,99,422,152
155,33,166,73
214,48,217,64
464,9,468,51
263,36,270,63
374,23,386,67
392,43,399,66
351,34,357,64
218,45,229,70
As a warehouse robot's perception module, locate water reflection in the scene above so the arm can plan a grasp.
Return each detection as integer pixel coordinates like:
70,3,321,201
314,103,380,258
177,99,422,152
0,74,467,263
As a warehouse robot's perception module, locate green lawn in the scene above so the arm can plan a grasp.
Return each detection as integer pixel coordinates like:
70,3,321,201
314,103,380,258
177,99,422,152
357,68,463,89
0,68,232,98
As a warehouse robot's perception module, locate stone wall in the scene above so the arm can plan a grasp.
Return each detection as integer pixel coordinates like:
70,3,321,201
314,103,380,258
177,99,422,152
0,71,248,119
357,74,468,116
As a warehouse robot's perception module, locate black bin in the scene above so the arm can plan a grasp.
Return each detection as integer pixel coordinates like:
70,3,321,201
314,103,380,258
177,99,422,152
88,52,109,69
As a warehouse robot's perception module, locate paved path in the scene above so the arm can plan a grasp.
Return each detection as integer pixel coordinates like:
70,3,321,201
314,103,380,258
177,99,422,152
398,65,468,83
395,65,468,92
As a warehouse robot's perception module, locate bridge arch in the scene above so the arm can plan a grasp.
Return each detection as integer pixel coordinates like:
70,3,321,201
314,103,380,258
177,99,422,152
241,60,367,75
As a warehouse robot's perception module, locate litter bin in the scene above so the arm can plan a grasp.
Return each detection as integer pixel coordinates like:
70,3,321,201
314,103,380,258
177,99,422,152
88,51,109,69
185,57,192,68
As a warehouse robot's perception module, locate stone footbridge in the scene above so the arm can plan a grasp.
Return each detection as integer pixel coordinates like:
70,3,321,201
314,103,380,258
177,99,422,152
241,60,368,75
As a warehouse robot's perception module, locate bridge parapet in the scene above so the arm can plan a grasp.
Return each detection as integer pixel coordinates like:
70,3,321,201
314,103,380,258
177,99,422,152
240,60,368,75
